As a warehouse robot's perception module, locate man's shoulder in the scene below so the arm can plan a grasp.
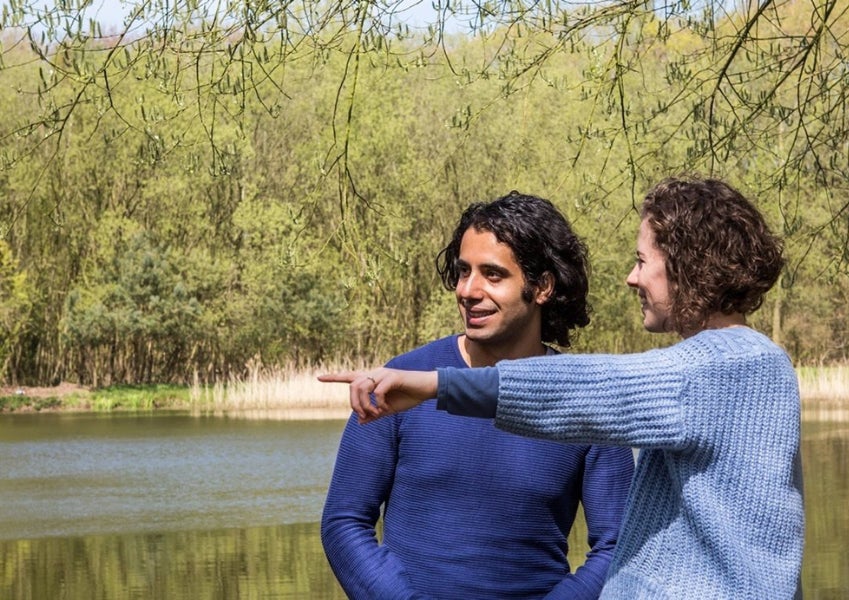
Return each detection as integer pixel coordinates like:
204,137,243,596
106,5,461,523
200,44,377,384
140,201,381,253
386,335,463,371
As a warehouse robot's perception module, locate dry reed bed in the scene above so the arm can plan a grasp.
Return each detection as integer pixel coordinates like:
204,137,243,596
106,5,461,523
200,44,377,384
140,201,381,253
192,364,849,421
797,365,849,421
191,365,354,420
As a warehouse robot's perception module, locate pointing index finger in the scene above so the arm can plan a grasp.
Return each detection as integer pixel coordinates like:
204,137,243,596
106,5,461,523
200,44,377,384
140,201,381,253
317,371,358,383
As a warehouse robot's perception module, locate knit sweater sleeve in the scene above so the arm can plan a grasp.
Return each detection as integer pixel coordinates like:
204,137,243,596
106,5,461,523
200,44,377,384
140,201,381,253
544,444,635,599
438,348,688,448
496,349,688,448
436,366,499,417
321,412,430,599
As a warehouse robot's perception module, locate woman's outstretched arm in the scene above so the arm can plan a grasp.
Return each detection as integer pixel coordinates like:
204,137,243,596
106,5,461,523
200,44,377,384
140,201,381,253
318,368,439,423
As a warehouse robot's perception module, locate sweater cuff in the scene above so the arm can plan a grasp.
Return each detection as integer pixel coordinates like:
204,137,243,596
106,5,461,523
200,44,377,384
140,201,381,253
436,366,499,418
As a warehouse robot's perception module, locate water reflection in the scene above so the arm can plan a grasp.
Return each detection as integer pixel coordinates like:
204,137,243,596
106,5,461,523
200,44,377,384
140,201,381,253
802,421,849,600
0,413,346,539
0,414,846,599
2,522,346,599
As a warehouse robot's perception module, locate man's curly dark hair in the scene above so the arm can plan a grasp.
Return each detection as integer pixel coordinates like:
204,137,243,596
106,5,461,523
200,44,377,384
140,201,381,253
641,176,784,336
436,190,590,348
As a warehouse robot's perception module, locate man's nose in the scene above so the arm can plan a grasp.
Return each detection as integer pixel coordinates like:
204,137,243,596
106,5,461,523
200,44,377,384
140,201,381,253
457,274,482,298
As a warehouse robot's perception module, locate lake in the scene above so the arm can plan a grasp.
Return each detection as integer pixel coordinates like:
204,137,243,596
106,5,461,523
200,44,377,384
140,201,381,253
0,412,846,598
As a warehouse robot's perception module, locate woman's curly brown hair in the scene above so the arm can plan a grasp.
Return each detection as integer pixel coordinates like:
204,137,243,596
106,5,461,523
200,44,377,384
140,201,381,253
641,176,784,336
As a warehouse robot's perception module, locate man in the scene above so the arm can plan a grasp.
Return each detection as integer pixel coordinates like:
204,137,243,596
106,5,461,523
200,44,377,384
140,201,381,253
321,191,635,599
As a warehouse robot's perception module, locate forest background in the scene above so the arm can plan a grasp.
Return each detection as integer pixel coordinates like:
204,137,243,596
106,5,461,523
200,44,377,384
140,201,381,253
1,0,848,388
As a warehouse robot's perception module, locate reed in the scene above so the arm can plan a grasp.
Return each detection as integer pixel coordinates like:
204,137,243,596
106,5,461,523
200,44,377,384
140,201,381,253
797,365,849,421
190,360,360,420
796,365,849,401
192,362,849,420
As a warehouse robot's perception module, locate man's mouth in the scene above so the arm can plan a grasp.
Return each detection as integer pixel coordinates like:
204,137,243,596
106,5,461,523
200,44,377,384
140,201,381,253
464,307,495,326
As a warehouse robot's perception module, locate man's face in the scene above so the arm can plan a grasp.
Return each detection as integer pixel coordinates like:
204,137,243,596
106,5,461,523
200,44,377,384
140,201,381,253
455,228,546,350
626,218,673,333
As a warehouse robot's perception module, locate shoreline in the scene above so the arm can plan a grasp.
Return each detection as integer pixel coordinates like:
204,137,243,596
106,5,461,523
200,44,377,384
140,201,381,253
3,404,846,422
199,406,353,421
2,380,848,421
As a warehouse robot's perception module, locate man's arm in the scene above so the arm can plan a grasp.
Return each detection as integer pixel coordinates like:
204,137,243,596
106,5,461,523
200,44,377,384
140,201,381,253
543,444,635,599
321,413,427,599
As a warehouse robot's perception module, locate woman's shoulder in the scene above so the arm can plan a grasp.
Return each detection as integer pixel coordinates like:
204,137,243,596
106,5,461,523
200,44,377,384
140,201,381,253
684,326,788,358
677,327,795,383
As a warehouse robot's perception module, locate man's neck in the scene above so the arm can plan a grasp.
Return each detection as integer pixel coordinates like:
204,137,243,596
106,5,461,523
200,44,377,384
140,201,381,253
458,334,549,368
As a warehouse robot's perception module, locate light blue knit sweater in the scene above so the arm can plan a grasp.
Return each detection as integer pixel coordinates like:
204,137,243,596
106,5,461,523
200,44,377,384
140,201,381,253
438,327,804,599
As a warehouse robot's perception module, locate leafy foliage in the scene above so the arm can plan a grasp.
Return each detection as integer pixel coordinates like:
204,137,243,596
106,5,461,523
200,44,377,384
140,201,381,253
1,1,849,384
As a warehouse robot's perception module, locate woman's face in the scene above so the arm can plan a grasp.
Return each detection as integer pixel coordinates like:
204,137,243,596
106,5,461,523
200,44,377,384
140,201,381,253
626,219,673,333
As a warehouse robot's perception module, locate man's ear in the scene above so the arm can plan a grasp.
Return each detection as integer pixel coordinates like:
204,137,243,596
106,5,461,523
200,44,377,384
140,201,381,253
535,272,555,305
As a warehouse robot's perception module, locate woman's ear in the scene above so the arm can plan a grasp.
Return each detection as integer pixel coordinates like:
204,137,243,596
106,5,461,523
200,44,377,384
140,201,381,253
535,272,555,305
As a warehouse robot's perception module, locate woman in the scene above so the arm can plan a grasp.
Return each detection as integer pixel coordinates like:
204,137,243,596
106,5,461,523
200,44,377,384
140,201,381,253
321,176,804,599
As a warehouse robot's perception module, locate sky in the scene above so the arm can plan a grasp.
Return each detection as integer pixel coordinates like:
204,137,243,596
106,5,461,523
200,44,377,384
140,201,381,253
89,0,128,28
72,0,445,31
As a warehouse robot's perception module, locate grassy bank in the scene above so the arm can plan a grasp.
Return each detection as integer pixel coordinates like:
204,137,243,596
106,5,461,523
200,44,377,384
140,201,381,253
0,364,352,419
0,383,195,413
1,365,847,420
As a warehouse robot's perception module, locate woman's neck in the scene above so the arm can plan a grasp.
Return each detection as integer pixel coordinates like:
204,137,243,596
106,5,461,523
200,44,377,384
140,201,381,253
682,312,747,338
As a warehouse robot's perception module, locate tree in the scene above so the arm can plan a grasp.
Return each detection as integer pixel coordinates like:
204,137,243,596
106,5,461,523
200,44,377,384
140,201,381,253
4,1,847,220
0,239,32,382
3,0,849,384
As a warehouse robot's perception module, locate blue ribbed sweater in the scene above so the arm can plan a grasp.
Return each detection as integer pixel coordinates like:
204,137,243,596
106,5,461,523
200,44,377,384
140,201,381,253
322,336,635,599
437,327,805,599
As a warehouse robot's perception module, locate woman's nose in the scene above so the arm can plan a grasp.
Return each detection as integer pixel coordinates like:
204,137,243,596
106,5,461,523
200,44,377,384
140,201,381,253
625,264,639,288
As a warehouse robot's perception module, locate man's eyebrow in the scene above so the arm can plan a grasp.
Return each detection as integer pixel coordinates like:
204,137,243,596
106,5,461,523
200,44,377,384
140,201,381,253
479,262,510,273
455,259,509,273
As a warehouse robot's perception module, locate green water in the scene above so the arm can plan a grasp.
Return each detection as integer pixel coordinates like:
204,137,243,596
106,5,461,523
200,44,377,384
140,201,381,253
0,414,845,599
800,419,849,600
2,522,345,599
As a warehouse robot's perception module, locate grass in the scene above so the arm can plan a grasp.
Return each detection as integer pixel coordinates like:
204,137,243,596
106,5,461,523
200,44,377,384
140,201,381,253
0,367,348,419
0,395,63,412
86,384,194,411
2,364,847,419
0,384,192,413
